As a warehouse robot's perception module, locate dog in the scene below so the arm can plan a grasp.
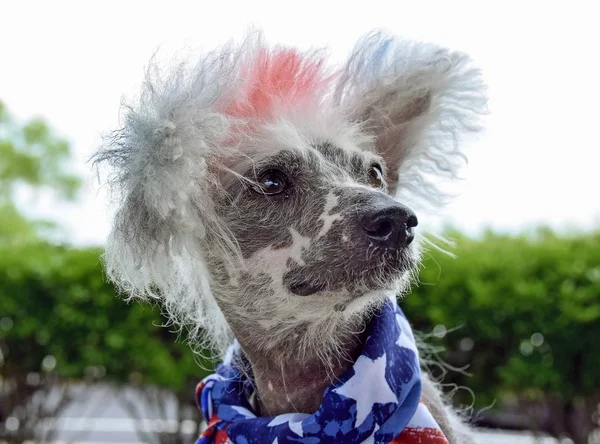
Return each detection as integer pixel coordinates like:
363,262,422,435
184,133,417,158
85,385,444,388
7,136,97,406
95,31,487,443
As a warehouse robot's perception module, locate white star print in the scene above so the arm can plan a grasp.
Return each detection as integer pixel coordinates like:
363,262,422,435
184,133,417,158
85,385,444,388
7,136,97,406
333,354,397,427
407,403,440,428
396,314,418,353
267,412,309,436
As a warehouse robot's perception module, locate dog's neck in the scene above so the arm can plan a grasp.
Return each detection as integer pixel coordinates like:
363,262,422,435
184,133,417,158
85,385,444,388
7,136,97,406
213,275,392,415
238,324,368,415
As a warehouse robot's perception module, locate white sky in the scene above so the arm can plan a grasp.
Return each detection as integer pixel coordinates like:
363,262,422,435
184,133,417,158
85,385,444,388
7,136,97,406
2,0,599,246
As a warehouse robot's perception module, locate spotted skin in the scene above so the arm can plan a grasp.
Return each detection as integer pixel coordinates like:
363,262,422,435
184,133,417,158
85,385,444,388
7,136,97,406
216,142,413,299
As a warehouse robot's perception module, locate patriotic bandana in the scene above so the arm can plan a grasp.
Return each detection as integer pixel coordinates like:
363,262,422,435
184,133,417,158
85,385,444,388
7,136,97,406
195,295,448,444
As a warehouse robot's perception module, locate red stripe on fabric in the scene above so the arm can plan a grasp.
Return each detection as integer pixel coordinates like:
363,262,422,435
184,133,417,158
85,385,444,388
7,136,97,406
195,381,206,399
389,426,449,444
200,415,231,444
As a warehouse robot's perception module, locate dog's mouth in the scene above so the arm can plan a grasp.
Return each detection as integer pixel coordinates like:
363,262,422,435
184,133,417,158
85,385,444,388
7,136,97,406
283,246,417,297
288,281,326,296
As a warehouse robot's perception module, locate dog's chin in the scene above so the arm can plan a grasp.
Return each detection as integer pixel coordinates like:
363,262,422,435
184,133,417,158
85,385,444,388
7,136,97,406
287,273,409,298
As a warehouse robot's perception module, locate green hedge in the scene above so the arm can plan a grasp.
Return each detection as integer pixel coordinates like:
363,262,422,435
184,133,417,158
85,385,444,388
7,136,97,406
1,230,599,436
403,230,600,407
0,242,212,392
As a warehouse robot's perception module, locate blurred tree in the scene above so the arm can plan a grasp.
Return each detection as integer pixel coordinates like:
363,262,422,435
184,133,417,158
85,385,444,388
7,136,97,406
0,99,80,245
0,101,79,197
405,229,600,444
0,99,83,441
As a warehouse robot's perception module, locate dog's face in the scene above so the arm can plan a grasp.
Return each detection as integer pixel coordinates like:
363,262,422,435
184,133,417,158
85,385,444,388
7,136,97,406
215,124,419,305
95,33,486,351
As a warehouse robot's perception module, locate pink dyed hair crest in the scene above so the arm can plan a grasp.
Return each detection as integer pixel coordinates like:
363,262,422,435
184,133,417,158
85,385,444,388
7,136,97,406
225,48,331,120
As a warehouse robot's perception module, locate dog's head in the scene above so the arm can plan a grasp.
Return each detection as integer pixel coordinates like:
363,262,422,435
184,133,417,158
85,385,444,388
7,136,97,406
95,32,486,352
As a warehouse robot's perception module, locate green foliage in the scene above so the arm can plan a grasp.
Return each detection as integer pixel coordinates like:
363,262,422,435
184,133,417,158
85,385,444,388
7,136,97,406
0,242,213,392
0,205,41,246
0,100,80,200
404,230,600,409
0,99,81,245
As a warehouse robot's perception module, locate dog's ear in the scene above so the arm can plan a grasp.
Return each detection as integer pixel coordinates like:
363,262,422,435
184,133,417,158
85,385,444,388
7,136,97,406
334,33,487,203
95,104,227,293
92,54,234,350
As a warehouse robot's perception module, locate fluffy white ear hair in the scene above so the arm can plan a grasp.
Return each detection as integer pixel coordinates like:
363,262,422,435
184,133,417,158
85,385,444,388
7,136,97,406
93,48,240,352
334,32,488,205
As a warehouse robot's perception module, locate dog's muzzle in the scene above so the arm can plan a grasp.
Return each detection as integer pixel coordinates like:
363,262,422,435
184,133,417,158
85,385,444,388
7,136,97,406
283,191,419,297
356,191,418,248
359,203,418,248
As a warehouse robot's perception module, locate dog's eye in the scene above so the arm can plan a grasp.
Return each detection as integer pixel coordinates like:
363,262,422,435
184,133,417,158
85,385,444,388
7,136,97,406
367,164,384,189
254,169,288,195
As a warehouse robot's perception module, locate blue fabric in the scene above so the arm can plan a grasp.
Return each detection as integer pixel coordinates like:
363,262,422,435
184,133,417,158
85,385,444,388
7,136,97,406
196,296,423,444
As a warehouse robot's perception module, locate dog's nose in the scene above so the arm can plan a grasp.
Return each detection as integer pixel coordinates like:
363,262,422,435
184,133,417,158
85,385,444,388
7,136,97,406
360,205,418,247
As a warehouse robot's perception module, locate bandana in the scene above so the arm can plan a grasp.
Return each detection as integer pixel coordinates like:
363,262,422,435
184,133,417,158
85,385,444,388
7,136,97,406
195,296,448,444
